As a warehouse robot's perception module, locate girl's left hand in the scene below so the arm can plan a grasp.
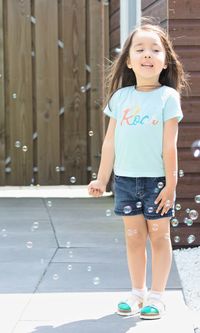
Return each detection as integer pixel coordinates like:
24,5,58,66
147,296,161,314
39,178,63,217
154,186,175,216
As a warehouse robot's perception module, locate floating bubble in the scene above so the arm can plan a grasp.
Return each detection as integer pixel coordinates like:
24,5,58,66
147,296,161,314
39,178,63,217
88,130,94,136
123,205,132,214
106,209,112,217
53,274,59,280
1,228,7,237
69,250,73,258
189,209,199,220
31,221,39,231
55,166,60,172
154,187,159,194
47,200,52,207
22,145,28,152
148,207,154,213
185,208,190,214
87,265,92,272
70,176,76,184
67,264,72,271
179,170,184,177
26,241,33,249
157,182,164,189
175,203,181,211
191,140,200,158
127,228,137,236
174,235,180,243
12,93,17,99
136,201,142,208
195,195,200,204
80,86,86,93
186,218,193,227
173,170,177,177
152,224,159,231
187,235,196,244
164,233,170,240
171,218,179,227
92,172,97,179
66,241,71,248
15,140,21,148
93,277,100,285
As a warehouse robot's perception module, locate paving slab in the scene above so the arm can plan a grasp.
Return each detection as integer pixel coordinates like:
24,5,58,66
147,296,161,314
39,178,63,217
12,291,193,333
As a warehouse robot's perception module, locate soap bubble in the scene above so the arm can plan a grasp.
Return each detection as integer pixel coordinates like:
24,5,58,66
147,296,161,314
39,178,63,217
1,228,7,237
191,140,200,158
66,241,71,248
88,130,94,136
175,203,181,211
67,264,72,271
195,195,200,204
186,218,193,227
55,166,60,172
123,205,132,214
185,208,190,214
179,170,184,177
187,235,196,244
92,172,97,179
53,274,59,280
47,200,52,207
26,241,33,249
70,176,76,184
136,201,142,208
87,265,92,272
106,209,112,217
147,207,154,213
31,221,39,231
174,235,180,243
157,182,164,189
152,224,159,231
189,209,199,220
171,218,179,227
15,140,21,148
93,277,100,285
22,145,28,152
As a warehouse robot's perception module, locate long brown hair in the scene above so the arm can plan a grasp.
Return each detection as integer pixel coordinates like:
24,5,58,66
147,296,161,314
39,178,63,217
104,19,189,106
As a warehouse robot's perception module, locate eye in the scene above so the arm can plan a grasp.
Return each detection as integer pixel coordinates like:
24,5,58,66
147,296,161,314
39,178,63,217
136,49,144,52
153,49,160,52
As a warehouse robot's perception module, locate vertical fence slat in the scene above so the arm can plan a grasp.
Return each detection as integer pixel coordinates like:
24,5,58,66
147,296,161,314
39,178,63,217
62,0,87,185
88,1,103,179
35,0,60,185
0,0,5,185
6,0,33,185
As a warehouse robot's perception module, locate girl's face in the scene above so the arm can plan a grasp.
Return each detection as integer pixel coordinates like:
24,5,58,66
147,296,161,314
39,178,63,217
127,30,167,85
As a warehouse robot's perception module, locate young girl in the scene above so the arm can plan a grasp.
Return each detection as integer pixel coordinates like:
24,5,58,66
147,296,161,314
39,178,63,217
88,20,188,320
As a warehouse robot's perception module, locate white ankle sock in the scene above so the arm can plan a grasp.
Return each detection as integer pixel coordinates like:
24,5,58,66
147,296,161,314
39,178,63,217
132,287,147,299
148,290,164,301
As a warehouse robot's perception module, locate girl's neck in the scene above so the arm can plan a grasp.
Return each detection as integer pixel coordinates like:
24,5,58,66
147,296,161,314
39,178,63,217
135,83,162,92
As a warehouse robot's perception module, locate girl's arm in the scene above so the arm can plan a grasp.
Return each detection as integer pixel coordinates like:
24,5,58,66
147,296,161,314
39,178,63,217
155,118,179,215
88,117,116,197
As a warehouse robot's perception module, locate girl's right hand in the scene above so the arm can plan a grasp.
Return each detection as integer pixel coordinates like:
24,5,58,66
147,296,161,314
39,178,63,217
88,179,106,197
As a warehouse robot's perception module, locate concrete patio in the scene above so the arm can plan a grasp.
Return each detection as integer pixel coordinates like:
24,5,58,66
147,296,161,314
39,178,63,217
0,188,194,332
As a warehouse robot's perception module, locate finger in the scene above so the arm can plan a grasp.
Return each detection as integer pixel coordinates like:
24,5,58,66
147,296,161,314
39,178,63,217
154,195,161,205
156,201,165,213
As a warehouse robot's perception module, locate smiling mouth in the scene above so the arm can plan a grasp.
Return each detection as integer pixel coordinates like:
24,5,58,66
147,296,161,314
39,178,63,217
141,64,153,67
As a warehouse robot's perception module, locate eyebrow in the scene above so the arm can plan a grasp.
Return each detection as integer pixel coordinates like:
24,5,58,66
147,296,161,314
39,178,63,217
133,42,161,48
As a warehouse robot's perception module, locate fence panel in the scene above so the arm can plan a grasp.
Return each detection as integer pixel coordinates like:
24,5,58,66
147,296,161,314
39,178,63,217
0,0,5,185
5,0,33,185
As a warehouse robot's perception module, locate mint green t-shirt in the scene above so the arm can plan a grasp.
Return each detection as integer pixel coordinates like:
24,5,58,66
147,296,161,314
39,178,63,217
103,85,183,177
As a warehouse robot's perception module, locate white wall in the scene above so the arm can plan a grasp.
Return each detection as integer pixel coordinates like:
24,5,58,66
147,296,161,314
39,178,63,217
120,0,141,48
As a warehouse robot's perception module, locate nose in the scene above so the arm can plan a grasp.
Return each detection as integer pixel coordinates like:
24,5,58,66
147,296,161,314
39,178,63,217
144,54,151,58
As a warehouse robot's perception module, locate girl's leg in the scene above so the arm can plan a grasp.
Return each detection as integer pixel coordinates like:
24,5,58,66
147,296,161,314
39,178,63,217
147,217,172,291
123,214,148,289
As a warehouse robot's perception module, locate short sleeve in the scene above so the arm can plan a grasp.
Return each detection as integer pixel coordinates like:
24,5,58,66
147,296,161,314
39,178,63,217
163,90,183,123
103,90,120,119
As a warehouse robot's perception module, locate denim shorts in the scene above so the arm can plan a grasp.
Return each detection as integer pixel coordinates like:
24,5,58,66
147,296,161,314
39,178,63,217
114,175,175,220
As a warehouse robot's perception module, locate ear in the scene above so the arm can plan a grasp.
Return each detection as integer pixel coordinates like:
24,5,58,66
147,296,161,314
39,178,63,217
126,57,132,69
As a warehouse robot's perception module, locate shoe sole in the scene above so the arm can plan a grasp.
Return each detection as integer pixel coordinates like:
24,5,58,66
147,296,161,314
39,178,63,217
116,310,141,316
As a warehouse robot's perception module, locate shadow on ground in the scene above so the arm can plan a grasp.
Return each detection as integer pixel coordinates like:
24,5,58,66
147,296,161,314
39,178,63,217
30,314,139,333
